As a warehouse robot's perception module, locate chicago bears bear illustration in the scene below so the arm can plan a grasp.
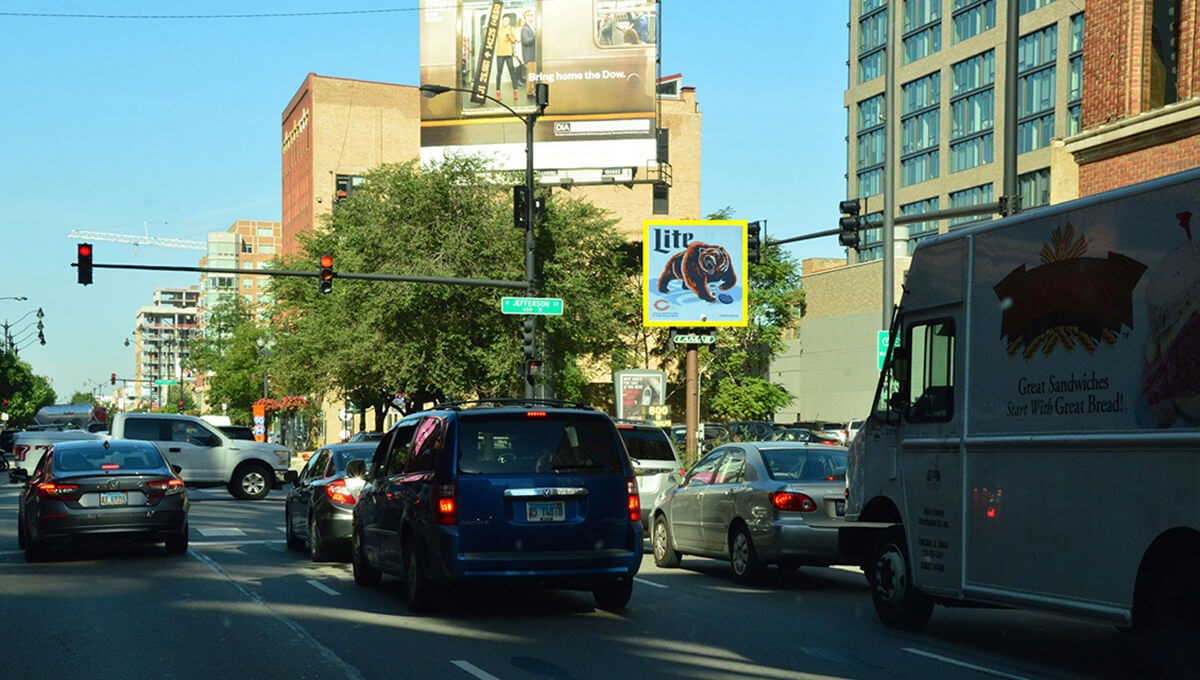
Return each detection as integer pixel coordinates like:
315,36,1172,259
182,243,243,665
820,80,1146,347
657,242,737,302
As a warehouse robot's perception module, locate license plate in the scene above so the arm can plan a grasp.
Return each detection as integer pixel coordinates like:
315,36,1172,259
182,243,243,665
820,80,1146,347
526,501,565,522
100,492,128,507
834,500,846,517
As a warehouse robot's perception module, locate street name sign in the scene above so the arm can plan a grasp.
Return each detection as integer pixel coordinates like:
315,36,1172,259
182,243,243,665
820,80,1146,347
501,297,564,316
154,379,178,386
672,333,716,345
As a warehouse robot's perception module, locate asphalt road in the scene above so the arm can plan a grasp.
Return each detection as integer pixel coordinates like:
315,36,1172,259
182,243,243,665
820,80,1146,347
0,482,1148,680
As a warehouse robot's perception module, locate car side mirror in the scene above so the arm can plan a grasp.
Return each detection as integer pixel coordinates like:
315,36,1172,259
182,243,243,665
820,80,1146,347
284,470,299,485
345,459,367,479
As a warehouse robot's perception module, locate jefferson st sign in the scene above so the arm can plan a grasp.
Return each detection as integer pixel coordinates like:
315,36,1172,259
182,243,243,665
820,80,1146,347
501,297,564,316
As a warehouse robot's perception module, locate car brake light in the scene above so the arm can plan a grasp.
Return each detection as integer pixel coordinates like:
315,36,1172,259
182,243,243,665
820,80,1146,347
770,491,817,513
325,480,356,505
525,411,547,418
435,482,456,525
36,483,81,501
626,478,640,522
146,478,186,497
101,464,120,470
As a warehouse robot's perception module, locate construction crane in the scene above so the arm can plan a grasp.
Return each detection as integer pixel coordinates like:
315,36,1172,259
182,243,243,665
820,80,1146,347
68,223,207,251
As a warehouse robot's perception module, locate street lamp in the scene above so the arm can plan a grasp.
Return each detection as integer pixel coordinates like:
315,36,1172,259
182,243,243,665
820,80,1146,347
419,81,550,398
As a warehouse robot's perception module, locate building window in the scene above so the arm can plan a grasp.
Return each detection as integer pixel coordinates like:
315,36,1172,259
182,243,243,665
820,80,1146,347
859,5,888,83
259,245,276,255
1068,13,1084,135
1019,0,1054,13
953,0,995,43
1018,168,1051,209
857,210,885,262
903,197,941,252
902,0,941,64
1149,0,1180,108
335,175,365,204
951,50,995,172
241,240,253,254
902,72,940,186
257,227,274,237
857,95,886,198
1017,24,1056,153
950,183,994,227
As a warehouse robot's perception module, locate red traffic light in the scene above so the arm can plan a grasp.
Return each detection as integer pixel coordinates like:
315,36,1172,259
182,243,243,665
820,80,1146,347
110,373,116,385
78,244,92,257
77,242,94,285
319,255,333,268
318,255,334,293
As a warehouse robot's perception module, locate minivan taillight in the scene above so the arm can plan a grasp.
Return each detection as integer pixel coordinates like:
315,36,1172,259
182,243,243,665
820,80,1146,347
435,482,456,525
325,480,356,505
770,491,817,513
626,478,640,523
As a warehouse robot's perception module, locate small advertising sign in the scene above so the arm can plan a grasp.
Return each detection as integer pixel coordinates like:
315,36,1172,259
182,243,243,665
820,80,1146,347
614,369,666,423
643,220,749,327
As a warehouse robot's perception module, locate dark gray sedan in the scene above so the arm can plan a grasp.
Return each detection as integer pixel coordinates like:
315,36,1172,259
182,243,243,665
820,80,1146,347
284,442,375,561
651,442,848,583
16,439,190,561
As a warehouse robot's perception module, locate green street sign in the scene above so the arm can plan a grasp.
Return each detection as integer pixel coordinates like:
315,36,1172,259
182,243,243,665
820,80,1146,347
154,379,178,386
672,333,716,345
877,330,894,370
502,296,564,316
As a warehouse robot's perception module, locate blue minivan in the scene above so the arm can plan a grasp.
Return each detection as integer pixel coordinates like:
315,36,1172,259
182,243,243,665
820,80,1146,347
349,399,643,612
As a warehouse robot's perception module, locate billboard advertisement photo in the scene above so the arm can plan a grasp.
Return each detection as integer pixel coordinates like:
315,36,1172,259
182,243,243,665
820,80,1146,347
419,0,658,177
643,220,750,327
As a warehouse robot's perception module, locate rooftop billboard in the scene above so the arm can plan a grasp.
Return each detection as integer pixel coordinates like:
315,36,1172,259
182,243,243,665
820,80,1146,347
419,0,659,183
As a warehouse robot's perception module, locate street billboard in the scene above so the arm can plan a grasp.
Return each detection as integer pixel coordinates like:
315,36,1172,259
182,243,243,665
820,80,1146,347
419,0,658,181
614,369,667,423
643,220,750,327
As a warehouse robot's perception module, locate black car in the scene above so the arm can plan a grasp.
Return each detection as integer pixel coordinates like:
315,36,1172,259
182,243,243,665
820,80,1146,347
284,442,376,561
350,398,643,613
16,439,190,561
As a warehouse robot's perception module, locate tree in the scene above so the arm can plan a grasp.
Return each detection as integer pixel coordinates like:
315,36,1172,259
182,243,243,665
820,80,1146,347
185,297,268,425
0,351,56,427
68,391,97,405
268,155,633,421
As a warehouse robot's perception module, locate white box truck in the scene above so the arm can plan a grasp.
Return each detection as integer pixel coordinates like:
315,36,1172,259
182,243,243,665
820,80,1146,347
840,168,1200,676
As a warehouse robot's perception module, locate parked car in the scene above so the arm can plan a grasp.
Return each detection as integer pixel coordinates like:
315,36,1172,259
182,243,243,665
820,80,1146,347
651,441,848,584
615,421,684,531
768,427,841,446
724,421,776,442
15,438,190,561
350,398,643,613
218,425,256,441
348,431,382,443
284,442,376,561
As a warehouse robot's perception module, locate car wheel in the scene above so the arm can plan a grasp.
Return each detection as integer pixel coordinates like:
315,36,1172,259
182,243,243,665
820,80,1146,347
404,544,438,613
1141,553,1200,678
17,511,26,550
24,534,48,563
165,523,189,555
351,524,381,587
870,526,934,630
229,464,271,500
729,524,766,585
593,578,633,611
285,505,304,551
309,514,328,562
652,515,681,568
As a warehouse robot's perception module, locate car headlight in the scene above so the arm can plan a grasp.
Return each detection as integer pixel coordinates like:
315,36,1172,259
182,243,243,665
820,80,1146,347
273,449,291,467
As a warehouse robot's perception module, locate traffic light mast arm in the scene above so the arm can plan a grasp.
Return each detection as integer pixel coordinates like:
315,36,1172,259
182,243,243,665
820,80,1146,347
73,261,528,290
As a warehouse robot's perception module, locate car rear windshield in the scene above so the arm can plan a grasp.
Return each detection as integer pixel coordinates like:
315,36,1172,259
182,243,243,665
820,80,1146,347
457,413,624,475
618,428,677,461
760,448,847,482
53,445,166,473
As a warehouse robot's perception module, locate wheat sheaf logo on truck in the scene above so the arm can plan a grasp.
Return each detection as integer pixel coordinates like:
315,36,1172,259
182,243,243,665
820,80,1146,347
994,223,1146,359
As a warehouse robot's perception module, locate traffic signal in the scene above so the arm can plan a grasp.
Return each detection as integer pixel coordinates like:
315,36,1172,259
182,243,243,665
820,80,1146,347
77,242,94,285
177,400,184,411
513,185,529,229
525,359,543,378
838,199,862,249
747,221,762,265
111,373,116,386
521,317,536,361
318,255,334,294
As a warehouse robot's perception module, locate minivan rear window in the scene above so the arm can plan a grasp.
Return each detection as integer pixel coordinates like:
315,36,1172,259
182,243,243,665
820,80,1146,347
617,428,677,461
457,413,623,475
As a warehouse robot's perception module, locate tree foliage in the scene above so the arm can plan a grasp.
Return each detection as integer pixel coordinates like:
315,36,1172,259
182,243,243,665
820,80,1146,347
185,297,268,425
268,155,633,422
0,352,55,427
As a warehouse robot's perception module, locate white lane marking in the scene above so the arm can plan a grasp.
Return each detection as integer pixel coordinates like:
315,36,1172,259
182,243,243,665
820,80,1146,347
307,579,340,596
904,647,1032,680
451,660,502,680
191,550,366,680
634,576,668,588
196,527,246,537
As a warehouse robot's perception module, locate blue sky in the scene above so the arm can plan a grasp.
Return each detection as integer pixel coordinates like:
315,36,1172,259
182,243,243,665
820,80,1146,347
0,1,849,401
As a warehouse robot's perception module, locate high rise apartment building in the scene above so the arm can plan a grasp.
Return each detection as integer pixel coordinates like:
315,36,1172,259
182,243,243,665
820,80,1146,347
133,287,200,407
198,219,283,324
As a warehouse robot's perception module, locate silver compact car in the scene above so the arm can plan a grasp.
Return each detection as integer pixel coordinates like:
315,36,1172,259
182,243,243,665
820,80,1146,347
651,441,848,584
16,439,190,561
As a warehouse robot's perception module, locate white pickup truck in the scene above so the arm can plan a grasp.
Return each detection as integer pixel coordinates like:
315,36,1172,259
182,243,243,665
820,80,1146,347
11,412,292,500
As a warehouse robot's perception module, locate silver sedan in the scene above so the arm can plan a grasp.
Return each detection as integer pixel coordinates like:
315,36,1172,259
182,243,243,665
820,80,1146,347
651,442,848,583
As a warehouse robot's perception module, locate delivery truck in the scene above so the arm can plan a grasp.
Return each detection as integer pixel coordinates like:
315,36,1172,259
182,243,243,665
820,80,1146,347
839,167,1200,677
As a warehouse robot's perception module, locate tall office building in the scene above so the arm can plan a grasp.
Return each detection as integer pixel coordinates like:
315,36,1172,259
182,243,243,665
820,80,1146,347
133,287,200,408
197,219,283,324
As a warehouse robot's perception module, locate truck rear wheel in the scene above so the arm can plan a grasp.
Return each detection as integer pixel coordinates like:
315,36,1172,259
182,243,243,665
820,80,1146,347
870,526,933,630
229,464,272,500
1143,555,1200,678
